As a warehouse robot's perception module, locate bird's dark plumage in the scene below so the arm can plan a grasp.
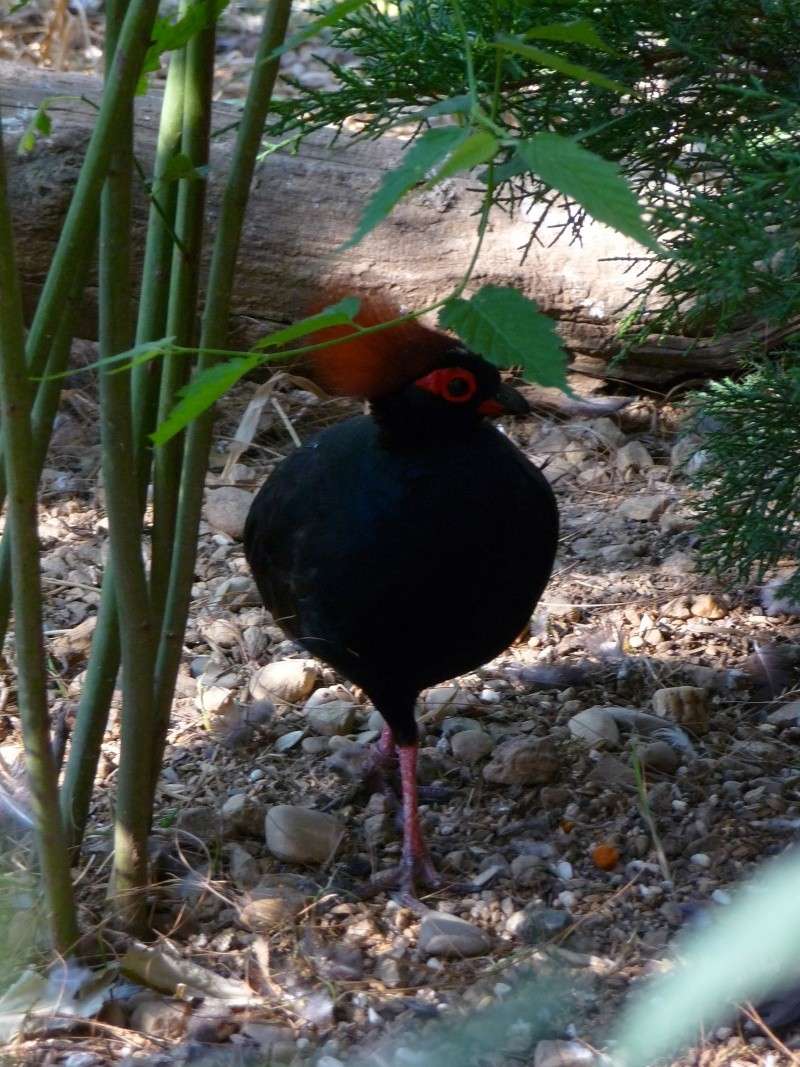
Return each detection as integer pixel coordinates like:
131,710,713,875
244,312,559,900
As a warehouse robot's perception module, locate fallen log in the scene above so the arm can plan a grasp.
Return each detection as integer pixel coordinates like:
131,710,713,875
0,60,779,387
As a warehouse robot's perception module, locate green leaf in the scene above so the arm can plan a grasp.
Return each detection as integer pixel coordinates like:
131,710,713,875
495,35,628,94
426,131,499,186
251,297,360,351
438,287,569,391
524,19,615,54
17,103,52,156
152,355,260,445
32,338,175,381
268,0,371,60
160,153,209,183
342,126,468,250
139,0,230,88
515,133,660,250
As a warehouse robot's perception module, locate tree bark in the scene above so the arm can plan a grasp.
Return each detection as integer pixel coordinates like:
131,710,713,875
1,60,783,387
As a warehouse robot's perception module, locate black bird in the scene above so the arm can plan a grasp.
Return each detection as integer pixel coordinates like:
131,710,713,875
244,302,559,901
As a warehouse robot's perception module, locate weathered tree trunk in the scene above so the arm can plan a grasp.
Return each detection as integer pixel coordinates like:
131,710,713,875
1,61,782,386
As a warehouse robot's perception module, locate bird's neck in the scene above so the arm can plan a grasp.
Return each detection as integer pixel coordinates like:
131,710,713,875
369,396,481,446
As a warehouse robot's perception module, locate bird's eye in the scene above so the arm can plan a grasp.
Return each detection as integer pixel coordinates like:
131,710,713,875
446,377,471,398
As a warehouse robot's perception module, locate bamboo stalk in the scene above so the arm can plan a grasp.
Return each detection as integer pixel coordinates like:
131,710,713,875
99,0,156,931
151,0,293,794
0,226,98,646
60,50,188,852
150,7,216,621
0,110,79,956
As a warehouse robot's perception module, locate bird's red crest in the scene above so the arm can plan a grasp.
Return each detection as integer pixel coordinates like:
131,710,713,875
301,293,456,400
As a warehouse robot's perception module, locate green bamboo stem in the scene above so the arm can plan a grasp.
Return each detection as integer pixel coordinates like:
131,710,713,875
151,0,293,795
0,112,79,956
0,227,98,647
60,50,189,853
99,0,156,931
150,9,216,621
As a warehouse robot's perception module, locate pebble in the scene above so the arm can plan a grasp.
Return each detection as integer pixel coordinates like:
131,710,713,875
451,729,493,763
568,707,620,746
250,659,319,703
767,700,800,725
690,593,728,619
240,887,307,931
662,594,693,619
619,494,670,522
641,740,680,774
616,440,653,475
511,907,571,943
274,729,305,752
307,699,358,736
534,1040,596,1067
482,737,559,785
418,912,491,958
420,685,476,723
129,997,189,1039
220,793,264,838
711,889,731,905
301,736,329,755
264,805,344,864
652,686,709,734
203,486,254,539
690,852,711,868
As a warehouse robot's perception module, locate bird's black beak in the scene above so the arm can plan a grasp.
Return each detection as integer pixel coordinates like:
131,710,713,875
478,381,530,418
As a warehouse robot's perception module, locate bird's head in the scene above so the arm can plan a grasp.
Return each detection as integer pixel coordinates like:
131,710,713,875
300,295,529,430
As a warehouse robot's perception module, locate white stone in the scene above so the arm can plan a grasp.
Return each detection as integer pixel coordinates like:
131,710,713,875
567,707,620,746
264,805,344,864
204,486,254,539
418,912,491,958
250,659,319,703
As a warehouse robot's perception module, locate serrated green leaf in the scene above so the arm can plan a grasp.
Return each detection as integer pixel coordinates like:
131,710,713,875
426,131,499,186
524,19,615,54
515,133,660,250
268,0,371,60
251,297,360,351
152,355,260,445
438,287,569,391
495,35,628,94
140,0,230,85
160,153,208,183
33,338,175,381
342,126,468,250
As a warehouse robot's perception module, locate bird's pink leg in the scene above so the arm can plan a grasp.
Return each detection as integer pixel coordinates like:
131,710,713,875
397,744,441,896
377,723,396,760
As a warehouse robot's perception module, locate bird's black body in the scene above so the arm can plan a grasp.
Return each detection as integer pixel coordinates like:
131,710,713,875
244,355,559,746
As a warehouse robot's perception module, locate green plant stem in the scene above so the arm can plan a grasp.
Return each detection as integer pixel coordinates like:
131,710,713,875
0,113,79,957
151,7,216,621
150,0,294,798
0,230,98,647
100,0,156,931
60,50,187,854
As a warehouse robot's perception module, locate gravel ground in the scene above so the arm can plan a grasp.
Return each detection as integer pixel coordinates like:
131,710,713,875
1,371,799,1067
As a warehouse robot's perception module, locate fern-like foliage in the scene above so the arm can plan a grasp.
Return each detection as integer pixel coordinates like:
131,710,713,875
269,0,800,340
690,351,800,600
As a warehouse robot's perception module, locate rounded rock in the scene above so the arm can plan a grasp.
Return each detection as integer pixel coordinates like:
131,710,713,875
204,487,254,540
250,659,320,704
451,729,493,763
418,912,491,958
307,700,358,736
265,805,344,865
567,707,620,746
482,736,559,786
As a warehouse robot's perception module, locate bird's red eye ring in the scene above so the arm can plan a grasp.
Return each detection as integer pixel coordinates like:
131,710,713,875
415,367,477,404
